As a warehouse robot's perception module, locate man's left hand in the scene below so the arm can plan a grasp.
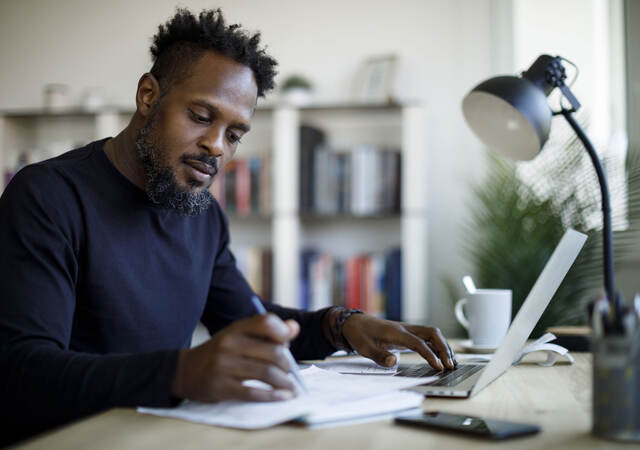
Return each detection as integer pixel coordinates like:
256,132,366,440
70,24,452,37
342,314,457,370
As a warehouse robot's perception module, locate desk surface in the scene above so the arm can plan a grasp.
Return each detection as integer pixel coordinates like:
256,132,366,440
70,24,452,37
11,352,623,450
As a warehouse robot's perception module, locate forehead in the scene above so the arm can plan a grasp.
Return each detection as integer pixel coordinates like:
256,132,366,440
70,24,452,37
171,51,258,117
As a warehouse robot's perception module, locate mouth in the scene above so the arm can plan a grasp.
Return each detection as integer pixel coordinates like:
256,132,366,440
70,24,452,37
183,159,217,184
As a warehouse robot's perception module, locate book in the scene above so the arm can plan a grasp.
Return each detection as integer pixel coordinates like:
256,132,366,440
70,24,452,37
299,125,325,213
235,158,250,217
234,247,273,301
259,153,272,215
384,248,402,321
249,157,261,214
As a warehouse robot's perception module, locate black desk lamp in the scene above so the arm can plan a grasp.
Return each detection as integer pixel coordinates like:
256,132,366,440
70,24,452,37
461,54,617,319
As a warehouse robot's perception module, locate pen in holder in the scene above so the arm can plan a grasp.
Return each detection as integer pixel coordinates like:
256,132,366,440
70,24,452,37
592,295,640,441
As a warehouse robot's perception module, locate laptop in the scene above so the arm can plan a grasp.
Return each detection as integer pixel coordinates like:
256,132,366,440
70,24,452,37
396,228,587,398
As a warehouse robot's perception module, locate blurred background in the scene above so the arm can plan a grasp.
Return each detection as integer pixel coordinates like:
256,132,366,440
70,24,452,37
0,0,638,337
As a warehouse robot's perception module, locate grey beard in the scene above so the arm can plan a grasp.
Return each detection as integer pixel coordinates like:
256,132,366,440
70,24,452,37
135,123,214,216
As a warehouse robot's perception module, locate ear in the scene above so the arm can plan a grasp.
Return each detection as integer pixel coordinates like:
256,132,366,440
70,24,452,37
135,73,161,118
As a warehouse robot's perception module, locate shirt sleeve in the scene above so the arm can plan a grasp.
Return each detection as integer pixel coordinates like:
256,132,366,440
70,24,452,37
0,166,179,445
200,202,336,360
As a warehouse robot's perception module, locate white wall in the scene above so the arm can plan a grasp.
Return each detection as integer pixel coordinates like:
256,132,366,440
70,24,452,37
0,0,500,333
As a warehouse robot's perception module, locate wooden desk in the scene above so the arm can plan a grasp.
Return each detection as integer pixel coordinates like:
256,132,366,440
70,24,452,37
11,352,624,450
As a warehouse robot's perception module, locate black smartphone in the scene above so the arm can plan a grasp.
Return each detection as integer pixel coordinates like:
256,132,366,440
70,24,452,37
394,411,541,440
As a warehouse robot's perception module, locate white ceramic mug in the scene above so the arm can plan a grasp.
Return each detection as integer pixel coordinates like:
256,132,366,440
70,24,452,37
455,289,512,347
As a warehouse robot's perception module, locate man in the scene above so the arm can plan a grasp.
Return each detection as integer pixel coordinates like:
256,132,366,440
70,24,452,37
0,8,455,445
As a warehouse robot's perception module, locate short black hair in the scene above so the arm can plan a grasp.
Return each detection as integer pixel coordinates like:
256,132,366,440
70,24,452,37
150,8,278,98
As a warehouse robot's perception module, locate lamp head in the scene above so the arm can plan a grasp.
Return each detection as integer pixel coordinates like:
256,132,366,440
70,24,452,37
462,55,570,161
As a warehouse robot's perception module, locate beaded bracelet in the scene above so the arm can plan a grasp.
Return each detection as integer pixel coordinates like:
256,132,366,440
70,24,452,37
330,307,364,352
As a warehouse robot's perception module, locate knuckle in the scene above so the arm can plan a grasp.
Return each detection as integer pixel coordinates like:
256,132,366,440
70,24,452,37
259,364,275,381
217,333,235,351
265,365,281,382
274,346,290,370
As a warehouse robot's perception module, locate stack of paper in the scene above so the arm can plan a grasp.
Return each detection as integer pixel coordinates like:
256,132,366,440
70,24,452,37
138,365,434,428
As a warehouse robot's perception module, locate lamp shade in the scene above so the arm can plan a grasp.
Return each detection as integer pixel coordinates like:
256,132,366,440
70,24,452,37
462,75,552,161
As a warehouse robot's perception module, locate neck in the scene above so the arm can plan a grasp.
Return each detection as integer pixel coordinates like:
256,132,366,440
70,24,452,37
104,115,146,190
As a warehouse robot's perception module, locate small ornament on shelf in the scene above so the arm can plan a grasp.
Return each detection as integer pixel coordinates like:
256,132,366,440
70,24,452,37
43,83,70,112
280,74,313,106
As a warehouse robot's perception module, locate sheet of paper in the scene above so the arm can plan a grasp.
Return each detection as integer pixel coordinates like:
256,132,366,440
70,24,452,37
302,390,423,425
314,352,399,375
138,365,434,429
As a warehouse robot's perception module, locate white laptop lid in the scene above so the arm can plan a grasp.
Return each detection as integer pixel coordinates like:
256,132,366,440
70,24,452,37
470,229,587,395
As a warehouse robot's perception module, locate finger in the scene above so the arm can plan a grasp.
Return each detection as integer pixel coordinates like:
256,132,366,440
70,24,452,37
406,326,455,369
219,334,292,374
446,341,458,367
391,330,444,371
284,319,300,340
228,357,298,393
236,314,294,344
223,379,296,402
357,340,398,367
428,328,456,369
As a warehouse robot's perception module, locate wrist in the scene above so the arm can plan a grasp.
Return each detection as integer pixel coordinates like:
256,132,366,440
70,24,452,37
323,307,364,352
171,349,188,399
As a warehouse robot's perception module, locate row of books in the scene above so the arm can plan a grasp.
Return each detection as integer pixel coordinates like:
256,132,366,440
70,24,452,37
300,248,402,320
300,125,402,216
234,247,273,302
210,155,272,217
233,246,403,320
212,125,402,217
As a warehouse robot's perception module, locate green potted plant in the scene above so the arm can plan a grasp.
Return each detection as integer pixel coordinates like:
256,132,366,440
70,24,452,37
445,135,640,338
280,74,313,105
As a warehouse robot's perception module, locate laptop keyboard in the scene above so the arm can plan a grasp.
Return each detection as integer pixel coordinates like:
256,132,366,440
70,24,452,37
396,364,484,387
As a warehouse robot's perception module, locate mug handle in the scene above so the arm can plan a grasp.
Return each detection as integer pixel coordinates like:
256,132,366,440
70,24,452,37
455,298,469,330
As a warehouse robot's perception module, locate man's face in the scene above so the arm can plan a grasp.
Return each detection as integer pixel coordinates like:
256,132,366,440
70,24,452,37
136,51,258,215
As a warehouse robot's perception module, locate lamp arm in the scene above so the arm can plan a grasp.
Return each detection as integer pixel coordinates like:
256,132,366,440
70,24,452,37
560,109,616,307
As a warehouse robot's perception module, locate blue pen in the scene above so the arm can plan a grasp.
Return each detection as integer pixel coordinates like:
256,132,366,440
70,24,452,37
250,296,308,394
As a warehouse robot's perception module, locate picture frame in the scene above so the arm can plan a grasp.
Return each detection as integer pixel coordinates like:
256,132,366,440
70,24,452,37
357,54,397,103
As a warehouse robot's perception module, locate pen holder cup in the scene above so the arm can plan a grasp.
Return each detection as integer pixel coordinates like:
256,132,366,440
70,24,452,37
592,333,640,441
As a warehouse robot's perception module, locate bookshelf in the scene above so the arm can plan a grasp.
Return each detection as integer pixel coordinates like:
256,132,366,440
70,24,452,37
0,102,428,323
267,102,428,323
0,108,131,188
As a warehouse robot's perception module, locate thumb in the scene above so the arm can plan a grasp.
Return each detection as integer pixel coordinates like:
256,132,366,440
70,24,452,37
362,346,397,368
284,319,300,340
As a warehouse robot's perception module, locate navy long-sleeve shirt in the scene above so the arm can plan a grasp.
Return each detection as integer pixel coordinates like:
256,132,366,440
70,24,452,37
0,139,335,445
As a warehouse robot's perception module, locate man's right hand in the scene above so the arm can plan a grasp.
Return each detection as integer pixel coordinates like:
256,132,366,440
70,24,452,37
171,314,300,402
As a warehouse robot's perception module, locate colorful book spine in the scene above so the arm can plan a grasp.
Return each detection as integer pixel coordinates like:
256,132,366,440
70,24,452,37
299,248,401,318
235,159,250,217
212,154,271,216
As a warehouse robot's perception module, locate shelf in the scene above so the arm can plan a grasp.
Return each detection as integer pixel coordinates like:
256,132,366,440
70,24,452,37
256,100,418,113
0,106,134,119
0,100,416,118
300,212,401,222
227,213,402,223
225,213,273,222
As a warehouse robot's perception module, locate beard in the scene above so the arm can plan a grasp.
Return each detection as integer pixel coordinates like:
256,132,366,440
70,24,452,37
135,110,217,216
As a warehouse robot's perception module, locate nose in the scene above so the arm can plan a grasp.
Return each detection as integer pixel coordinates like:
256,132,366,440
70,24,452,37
198,126,225,158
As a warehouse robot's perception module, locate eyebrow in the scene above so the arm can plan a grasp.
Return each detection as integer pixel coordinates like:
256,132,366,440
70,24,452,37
191,100,252,132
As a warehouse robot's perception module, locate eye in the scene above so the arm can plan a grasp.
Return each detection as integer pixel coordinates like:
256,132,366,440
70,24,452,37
227,131,243,144
188,109,211,124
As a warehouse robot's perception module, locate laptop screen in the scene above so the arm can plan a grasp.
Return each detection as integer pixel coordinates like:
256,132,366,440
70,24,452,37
471,229,587,395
